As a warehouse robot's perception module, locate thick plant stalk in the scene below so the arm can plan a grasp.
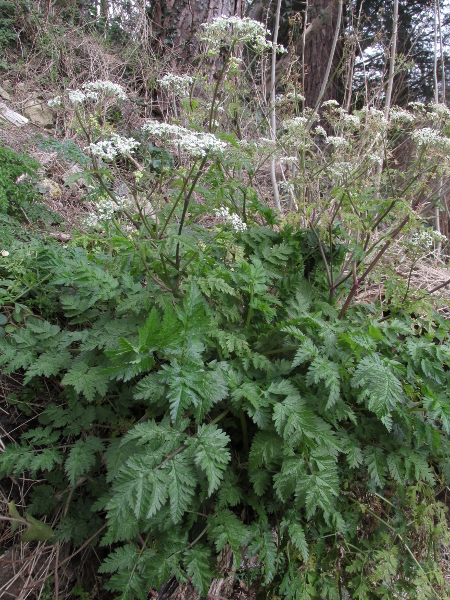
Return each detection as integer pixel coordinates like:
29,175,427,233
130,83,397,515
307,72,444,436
375,0,398,197
437,0,446,103
433,0,442,253
270,0,282,212
312,0,343,114
384,0,399,119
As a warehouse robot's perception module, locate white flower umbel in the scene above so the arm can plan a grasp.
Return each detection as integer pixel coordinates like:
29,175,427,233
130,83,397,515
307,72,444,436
322,99,340,108
179,131,227,157
411,230,447,248
86,134,139,161
1,249,9,257
412,127,443,147
326,136,349,148
82,80,127,100
367,153,383,166
429,103,450,121
142,121,186,138
314,126,327,138
110,133,140,155
142,120,226,157
86,140,117,161
389,107,415,123
341,113,360,128
158,74,193,96
85,195,131,227
68,90,87,104
215,206,247,232
328,161,352,179
199,15,286,54
48,96,62,108
408,101,426,112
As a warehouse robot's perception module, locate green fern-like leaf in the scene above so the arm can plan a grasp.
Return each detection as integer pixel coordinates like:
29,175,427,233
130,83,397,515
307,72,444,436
65,436,104,485
352,354,404,430
287,522,309,563
61,361,109,402
183,545,213,595
166,454,196,524
188,424,231,496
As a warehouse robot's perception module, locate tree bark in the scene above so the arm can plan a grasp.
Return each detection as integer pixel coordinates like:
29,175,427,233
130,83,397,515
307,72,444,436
302,0,342,106
150,0,244,60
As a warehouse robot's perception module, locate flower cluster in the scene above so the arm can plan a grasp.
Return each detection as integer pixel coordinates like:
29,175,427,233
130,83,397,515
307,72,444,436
389,107,415,123
326,136,349,149
48,96,62,108
214,206,247,232
158,74,193,96
322,99,339,108
1,249,9,257
68,90,88,104
429,103,450,122
411,127,444,147
82,80,127,100
199,15,286,54
410,229,446,248
142,120,226,157
85,134,139,161
49,80,128,108
85,195,131,227
328,161,353,179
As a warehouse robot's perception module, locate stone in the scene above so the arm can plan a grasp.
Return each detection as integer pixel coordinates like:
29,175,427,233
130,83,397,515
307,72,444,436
0,102,28,127
0,85,11,101
23,97,54,128
36,179,61,199
63,164,86,190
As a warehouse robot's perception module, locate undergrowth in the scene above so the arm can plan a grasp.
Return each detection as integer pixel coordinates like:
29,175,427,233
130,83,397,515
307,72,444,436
1,11,450,600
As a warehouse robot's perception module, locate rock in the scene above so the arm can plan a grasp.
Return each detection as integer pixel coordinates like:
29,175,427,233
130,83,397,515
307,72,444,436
23,97,54,128
30,151,58,175
0,85,11,101
36,179,61,199
0,102,28,127
63,164,86,190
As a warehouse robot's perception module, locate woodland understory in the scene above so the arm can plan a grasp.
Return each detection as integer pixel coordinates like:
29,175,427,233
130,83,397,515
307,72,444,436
2,1,450,599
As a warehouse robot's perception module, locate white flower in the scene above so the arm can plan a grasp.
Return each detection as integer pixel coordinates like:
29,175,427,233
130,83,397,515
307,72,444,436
1,249,9,257
82,80,127,100
142,121,187,138
199,15,284,54
328,161,352,179
408,101,426,112
142,120,226,157
326,136,349,148
158,74,193,96
280,156,297,164
284,91,305,103
367,153,383,166
85,134,139,161
314,126,327,137
341,113,360,128
390,107,415,123
48,96,62,108
85,194,131,227
411,127,443,146
215,206,247,232
68,90,86,104
179,131,227,157
110,133,140,155
322,99,340,108
429,103,450,121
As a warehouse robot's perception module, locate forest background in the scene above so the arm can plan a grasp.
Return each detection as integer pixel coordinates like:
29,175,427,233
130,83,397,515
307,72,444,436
2,1,450,599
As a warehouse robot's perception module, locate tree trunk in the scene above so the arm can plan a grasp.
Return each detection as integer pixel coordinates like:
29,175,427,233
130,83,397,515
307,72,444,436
150,0,244,60
302,0,342,107
100,0,108,20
